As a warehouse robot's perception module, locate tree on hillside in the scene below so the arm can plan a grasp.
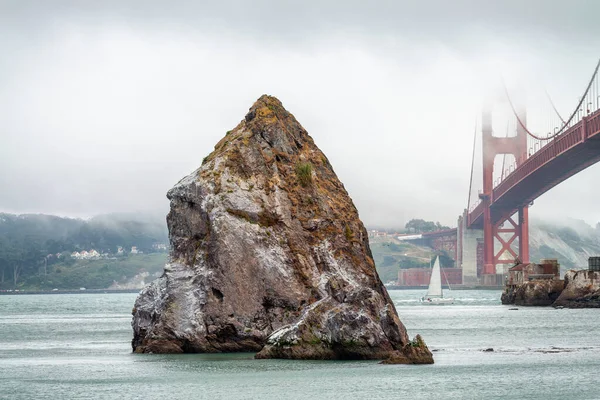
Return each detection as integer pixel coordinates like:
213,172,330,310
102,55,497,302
405,219,450,233
0,238,9,284
0,236,45,287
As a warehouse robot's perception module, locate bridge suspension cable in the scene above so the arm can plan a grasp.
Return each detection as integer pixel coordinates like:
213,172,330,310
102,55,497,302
466,117,477,211
545,89,566,125
503,58,600,141
501,122,509,180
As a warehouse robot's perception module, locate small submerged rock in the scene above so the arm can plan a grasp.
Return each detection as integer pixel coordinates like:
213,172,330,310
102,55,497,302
131,95,433,364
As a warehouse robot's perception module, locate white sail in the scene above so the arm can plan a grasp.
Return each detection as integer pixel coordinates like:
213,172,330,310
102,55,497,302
426,257,443,297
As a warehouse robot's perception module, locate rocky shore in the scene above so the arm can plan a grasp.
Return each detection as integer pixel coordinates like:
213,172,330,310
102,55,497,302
501,280,564,306
553,270,600,308
131,95,432,364
502,270,600,308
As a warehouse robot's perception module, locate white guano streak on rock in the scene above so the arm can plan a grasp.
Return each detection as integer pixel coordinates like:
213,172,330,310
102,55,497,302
267,298,327,345
253,244,291,279
266,239,378,347
314,240,362,291
165,262,211,338
132,275,168,333
214,208,292,279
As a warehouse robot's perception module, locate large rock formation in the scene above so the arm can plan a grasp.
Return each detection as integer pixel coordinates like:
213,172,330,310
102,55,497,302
553,270,600,308
131,95,432,363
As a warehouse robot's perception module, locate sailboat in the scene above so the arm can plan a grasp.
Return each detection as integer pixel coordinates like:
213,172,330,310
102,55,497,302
420,256,454,304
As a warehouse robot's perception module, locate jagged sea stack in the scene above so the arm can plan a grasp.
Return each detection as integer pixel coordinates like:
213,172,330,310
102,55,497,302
132,95,433,363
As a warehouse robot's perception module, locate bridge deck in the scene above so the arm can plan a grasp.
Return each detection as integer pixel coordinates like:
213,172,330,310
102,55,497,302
468,109,600,228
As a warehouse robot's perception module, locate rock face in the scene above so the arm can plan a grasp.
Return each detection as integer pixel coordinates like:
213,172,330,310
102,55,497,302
502,280,564,306
501,270,600,308
131,95,433,363
510,280,564,306
553,270,600,308
500,288,516,305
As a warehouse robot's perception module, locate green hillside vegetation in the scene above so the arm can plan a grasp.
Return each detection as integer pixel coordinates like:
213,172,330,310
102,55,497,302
404,219,450,233
0,212,169,289
21,253,167,290
369,236,436,282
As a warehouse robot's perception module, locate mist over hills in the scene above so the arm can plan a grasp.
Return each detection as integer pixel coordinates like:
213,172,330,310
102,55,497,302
0,212,168,289
529,218,600,269
0,212,168,254
1,211,599,289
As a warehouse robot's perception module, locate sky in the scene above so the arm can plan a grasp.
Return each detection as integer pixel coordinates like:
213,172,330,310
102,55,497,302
1,0,600,228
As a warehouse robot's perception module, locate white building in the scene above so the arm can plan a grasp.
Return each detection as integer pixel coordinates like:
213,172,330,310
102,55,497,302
70,250,101,260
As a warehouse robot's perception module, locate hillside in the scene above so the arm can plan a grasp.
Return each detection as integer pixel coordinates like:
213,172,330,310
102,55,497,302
529,219,600,270
21,253,167,290
0,212,169,289
369,235,434,283
370,218,600,282
2,212,599,290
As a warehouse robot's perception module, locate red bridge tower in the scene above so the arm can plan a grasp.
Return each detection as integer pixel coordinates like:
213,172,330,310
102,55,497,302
480,106,530,284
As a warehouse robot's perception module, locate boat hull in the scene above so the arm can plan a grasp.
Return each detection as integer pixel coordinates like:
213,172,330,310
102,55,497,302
421,297,454,305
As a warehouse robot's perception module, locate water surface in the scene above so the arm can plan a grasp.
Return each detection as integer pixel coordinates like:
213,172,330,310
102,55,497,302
1,290,599,399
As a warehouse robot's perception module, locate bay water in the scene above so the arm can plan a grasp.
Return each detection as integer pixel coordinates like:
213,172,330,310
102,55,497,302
1,290,599,399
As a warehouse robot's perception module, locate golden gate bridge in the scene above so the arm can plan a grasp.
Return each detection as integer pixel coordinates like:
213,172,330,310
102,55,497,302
405,58,600,286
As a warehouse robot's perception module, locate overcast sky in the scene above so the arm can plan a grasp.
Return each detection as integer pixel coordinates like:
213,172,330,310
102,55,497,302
1,0,600,228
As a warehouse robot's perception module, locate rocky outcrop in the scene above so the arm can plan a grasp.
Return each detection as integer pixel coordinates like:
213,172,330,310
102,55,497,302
379,335,433,364
553,270,600,308
502,270,600,308
500,287,516,305
513,280,564,306
502,280,564,306
131,95,432,364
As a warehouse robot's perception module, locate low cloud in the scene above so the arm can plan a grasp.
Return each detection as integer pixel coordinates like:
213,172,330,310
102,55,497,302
1,1,599,228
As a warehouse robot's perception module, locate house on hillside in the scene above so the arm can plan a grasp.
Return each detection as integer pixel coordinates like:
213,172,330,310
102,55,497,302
70,249,101,260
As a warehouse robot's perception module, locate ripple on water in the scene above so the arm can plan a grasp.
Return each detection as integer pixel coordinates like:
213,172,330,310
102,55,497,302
2,291,600,400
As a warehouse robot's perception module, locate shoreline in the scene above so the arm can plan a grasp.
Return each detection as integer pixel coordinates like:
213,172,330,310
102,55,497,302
386,285,503,291
0,288,141,295
2,286,504,295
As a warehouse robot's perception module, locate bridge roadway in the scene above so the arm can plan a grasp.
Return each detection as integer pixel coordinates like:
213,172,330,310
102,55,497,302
468,108,600,228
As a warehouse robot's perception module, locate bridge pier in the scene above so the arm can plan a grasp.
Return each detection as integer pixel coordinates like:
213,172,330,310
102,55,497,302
458,211,483,285
518,206,529,263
